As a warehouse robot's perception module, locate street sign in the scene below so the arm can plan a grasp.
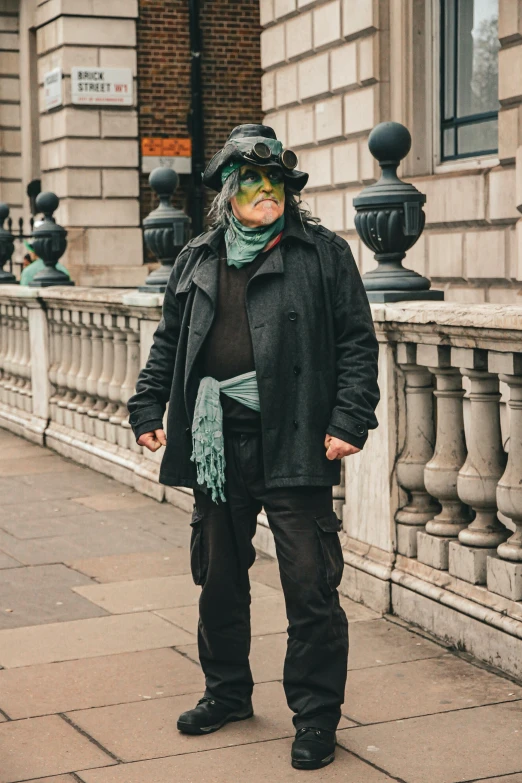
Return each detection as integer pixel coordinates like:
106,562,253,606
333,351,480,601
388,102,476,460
71,67,134,106
141,138,192,175
43,67,63,111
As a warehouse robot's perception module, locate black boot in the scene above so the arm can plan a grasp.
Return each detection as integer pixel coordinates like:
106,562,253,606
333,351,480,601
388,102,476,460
291,727,336,770
177,696,254,736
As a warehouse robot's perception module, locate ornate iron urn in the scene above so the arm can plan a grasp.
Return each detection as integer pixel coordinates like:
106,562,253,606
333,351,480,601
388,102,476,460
139,167,191,293
0,203,16,284
353,121,443,302
29,192,72,287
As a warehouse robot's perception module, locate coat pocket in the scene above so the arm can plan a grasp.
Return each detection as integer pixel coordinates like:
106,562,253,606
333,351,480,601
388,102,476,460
315,512,344,592
190,508,207,586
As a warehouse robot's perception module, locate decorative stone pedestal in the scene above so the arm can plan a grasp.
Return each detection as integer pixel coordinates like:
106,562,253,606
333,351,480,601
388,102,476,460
487,557,522,601
417,531,452,571
448,541,498,585
397,524,420,558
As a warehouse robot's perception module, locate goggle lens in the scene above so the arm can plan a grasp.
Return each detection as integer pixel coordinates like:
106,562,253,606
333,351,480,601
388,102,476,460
252,142,272,160
281,149,298,170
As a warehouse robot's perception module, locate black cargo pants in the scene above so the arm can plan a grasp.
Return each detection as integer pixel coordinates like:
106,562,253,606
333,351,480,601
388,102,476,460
190,431,348,732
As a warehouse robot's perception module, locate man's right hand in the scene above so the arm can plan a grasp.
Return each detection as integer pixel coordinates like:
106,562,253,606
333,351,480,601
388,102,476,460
137,429,167,452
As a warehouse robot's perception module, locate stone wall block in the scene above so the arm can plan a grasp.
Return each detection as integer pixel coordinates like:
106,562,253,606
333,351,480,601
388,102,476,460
260,0,275,27
275,64,298,107
420,174,486,225
342,0,378,39
499,2,522,44
0,33,19,52
40,108,101,142
102,169,140,198
330,41,357,92
285,11,313,60
0,129,21,154
428,232,464,279
101,110,138,139
315,96,343,142
261,24,286,69
262,71,276,112
298,52,329,101
287,104,314,147
315,190,345,232
36,0,138,26
465,230,507,279
0,180,22,205
41,138,139,170
299,145,332,188
313,0,342,51
407,233,427,277
99,48,137,71
359,136,378,181
332,140,359,185
343,187,361,230
343,85,377,135
0,103,20,127
274,0,296,20
0,51,20,76
44,168,102,198
499,44,522,103
357,32,378,83
0,76,20,102
515,219,522,281
0,155,21,180
37,46,99,83
80,227,143,267
57,197,140,228
38,17,136,55
489,165,518,221
264,110,287,146
498,106,522,163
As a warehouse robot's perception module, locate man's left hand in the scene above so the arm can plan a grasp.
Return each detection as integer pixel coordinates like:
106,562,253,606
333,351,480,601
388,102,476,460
324,434,361,460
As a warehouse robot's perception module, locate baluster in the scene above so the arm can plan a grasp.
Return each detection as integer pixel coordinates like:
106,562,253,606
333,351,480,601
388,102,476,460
485,352,522,601
73,314,93,434
395,343,439,557
48,311,62,422
0,305,8,397
9,306,23,409
449,348,508,585
415,345,472,570
105,318,127,444
56,313,74,426
64,312,83,428
94,314,116,442
115,316,140,450
84,317,104,437
18,313,31,412
2,306,14,403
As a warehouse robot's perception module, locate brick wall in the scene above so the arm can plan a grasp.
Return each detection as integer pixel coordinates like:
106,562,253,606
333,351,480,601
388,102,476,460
137,0,263,224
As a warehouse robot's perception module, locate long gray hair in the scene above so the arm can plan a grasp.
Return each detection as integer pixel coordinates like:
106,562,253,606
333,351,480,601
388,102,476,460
207,169,318,230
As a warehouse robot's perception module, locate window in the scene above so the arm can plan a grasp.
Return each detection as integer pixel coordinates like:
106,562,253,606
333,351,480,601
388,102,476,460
440,0,499,161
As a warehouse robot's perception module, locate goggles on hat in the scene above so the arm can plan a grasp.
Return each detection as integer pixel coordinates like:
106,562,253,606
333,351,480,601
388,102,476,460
230,137,299,170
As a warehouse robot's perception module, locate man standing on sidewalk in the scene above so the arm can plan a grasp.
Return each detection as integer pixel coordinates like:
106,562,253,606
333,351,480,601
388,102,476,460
128,124,379,771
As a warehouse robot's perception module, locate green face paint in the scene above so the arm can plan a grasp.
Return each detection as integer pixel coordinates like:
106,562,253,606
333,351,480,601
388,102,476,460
236,165,285,207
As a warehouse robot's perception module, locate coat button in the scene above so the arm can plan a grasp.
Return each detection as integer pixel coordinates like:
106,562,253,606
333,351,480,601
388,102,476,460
185,427,191,436
356,424,365,435
288,311,298,321
293,419,298,429
293,365,301,375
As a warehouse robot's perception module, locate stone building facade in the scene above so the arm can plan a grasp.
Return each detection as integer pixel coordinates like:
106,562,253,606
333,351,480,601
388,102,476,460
261,0,522,303
0,0,262,286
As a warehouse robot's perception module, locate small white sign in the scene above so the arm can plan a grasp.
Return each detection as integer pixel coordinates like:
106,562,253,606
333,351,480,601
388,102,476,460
44,67,63,111
71,67,133,106
141,156,192,175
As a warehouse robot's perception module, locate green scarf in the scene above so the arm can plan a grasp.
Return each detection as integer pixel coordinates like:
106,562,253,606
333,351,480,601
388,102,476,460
225,214,285,269
191,371,260,503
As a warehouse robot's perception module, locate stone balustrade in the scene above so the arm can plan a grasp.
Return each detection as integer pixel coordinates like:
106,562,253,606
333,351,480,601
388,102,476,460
0,288,521,678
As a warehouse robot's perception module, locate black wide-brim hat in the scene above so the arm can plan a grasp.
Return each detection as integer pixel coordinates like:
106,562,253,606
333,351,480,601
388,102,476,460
203,124,309,193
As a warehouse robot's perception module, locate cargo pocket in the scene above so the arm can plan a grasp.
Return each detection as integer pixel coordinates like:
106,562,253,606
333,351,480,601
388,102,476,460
315,512,344,592
190,508,207,586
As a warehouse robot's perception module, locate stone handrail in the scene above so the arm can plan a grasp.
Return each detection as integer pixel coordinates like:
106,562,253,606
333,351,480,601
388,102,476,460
0,289,521,677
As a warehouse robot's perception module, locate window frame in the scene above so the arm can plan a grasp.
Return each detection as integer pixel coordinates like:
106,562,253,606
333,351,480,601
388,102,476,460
433,0,500,169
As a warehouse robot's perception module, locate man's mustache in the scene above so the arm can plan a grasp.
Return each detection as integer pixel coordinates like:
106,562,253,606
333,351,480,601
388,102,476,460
253,195,280,206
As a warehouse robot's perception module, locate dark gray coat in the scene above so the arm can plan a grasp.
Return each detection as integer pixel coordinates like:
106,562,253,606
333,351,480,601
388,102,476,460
128,217,380,489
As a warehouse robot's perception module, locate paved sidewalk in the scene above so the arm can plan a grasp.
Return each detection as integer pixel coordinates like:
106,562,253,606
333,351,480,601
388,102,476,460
0,428,521,783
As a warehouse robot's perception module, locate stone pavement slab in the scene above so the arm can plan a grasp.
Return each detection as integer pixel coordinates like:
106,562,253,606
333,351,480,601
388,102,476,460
337,700,522,783
177,619,445,684
0,498,96,537
0,612,195,668
0,551,21,569
0,564,108,629
30,777,79,782
0,714,115,782
72,492,159,512
0,648,203,719
67,681,354,763
345,653,522,724
73,574,279,614
77,739,395,783
0,454,69,476
158,592,379,637
68,550,191,582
